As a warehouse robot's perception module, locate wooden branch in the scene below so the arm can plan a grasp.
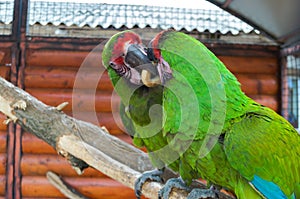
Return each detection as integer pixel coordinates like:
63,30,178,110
57,134,178,199
46,171,89,199
0,77,234,199
0,77,152,173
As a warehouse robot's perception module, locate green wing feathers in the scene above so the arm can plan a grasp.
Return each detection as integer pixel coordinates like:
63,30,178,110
224,104,300,197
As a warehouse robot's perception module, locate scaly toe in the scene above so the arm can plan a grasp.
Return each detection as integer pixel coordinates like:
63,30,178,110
158,177,191,199
135,169,164,199
187,187,218,199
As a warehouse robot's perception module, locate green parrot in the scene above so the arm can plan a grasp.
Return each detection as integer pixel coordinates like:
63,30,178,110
102,30,300,199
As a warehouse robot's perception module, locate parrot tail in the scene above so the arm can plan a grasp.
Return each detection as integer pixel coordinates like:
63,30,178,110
249,175,296,199
234,177,298,199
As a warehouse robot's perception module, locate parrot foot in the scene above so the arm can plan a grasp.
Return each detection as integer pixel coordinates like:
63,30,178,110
159,177,218,199
135,169,164,199
158,177,191,199
187,186,219,199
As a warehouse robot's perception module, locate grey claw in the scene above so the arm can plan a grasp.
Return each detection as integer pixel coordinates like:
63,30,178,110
158,177,191,199
134,169,164,199
187,189,218,199
187,187,219,199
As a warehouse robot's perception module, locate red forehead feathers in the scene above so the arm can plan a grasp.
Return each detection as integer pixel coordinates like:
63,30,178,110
150,31,165,59
112,32,142,63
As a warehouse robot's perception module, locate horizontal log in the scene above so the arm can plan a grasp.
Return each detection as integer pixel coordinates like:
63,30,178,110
24,66,113,90
0,132,7,153
0,42,14,48
26,37,104,51
24,60,279,98
25,35,279,57
210,44,279,57
0,114,7,131
24,55,279,96
25,86,278,119
26,50,100,68
0,175,5,196
0,52,4,63
22,132,132,154
0,154,6,175
25,88,120,112
22,198,66,199
250,95,278,111
21,176,137,199
236,74,278,95
0,66,10,80
24,66,279,96
219,56,278,74
21,154,103,177
22,132,56,154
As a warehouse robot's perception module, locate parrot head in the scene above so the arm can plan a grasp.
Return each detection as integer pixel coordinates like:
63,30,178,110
147,30,173,85
102,30,162,87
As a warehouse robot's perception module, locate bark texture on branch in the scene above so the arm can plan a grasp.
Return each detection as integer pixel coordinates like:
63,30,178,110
0,77,234,199
0,77,152,173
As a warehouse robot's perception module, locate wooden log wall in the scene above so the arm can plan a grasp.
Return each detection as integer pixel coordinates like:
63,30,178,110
21,38,136,199
210,44,280,111
1,36,280,199
220,56,279,111
0,43,12,199
0,106,7,199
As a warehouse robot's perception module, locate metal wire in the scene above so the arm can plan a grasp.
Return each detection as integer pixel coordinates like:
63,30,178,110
284,54,300,128
24,0,274,44
0,0,14,35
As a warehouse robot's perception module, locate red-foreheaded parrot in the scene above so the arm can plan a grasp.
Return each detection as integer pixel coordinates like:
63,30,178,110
102,30,300,199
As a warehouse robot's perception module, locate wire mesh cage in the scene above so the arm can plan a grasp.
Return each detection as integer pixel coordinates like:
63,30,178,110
25,0,275,44
0,0,14,35
283,52,300,129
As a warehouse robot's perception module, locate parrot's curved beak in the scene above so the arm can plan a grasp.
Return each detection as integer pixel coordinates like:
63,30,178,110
124,44,161,87
125,44,150,68
146,45,173,86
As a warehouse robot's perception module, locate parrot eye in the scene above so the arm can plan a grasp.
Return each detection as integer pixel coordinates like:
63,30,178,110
109,61,116,68
147,47,158,62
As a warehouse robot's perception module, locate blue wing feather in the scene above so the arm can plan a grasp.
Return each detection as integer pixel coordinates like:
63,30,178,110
250,175,295,199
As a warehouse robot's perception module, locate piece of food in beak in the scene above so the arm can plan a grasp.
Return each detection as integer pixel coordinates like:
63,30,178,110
141,69,161,87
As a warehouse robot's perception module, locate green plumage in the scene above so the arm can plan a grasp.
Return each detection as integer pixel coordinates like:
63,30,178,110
102,30,300,199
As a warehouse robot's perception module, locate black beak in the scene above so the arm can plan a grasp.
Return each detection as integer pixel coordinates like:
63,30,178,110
124,44,158,76
125,44,151,68
147,40,158,62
